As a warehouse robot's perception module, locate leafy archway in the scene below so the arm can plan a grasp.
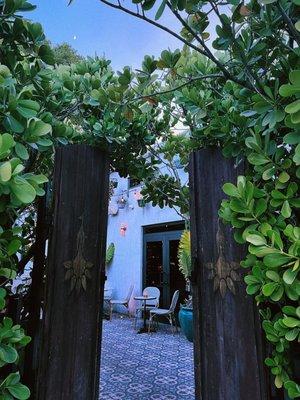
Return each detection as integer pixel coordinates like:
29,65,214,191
1,0,300,398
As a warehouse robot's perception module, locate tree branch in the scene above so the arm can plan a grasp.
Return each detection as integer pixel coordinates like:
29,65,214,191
100,0,253,90
125,73,223,104
165,1,254,90
99,0,206,53
277,1,300,46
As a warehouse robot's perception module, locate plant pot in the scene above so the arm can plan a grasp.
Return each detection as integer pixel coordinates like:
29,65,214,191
178,306,193,342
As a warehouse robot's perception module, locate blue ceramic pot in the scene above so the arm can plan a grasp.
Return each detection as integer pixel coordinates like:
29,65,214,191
178,306,193,342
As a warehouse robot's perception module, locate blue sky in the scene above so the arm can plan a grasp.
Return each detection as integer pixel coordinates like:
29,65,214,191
31,0,183,70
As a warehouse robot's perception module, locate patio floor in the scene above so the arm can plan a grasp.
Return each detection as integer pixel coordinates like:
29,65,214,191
100,316,195,400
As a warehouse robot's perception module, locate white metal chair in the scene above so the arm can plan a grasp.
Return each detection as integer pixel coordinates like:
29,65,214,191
134,286,160,329
148,290,180,333
109,284,134,320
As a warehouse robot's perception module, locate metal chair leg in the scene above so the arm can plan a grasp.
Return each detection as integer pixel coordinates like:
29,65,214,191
173,314,178,333
125,303,130,318
168,314,176,334
134,308,140,329
109,302,113,321
148,314,153,333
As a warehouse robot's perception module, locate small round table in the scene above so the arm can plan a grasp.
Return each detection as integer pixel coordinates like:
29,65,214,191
134,295,156,334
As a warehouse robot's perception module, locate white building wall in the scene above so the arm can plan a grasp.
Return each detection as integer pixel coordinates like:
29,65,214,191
106,167,187,312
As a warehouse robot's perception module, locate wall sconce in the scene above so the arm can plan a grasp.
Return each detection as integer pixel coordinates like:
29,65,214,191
120,223,127,236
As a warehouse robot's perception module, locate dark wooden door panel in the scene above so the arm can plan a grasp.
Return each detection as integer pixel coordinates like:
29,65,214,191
190,148,268,400
37,145,109,400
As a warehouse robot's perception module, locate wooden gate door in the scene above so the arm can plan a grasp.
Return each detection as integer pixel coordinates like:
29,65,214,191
190,148,268,400
37,145,109,400
36,144,269,400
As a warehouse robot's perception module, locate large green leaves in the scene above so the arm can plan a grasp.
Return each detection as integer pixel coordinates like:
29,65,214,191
9,176,36,204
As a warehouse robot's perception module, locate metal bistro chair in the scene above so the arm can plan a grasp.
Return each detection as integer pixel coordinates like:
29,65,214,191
148,290,180,333
109,284,134,320
134,286,160,329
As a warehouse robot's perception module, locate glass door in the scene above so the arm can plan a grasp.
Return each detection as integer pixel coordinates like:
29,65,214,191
143,229,186,309
144,240,165,305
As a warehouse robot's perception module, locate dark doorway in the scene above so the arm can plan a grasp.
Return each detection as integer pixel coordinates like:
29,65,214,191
143,222,187,309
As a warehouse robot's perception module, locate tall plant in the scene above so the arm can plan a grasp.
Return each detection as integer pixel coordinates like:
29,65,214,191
178,230,192,281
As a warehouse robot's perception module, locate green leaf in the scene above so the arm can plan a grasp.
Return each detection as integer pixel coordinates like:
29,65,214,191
245,234,267,246
223,183,239,197
0,268,16,279
262,166,275,180
262,282,278,296
264,253,292,268
7,383,30,400
292,110,300,124
0,134,15,158
142,0,156,10
290,70,300,85
0,344,18,364
294,144,300,166
279,84,300,97
283,306,297,316
283,132,300,145
15,143,29,160
0,288,6,310
285,99,300,114
0,162,12,182
105,243,115,266
282,316,300,328
271,285,284,301
285,328,300,341
246,283,261,294
278,171,290,183
266,270,280,282
4,115,24,134
27,120,52,137
283,268,298,285
255,198,267,217
247,153,269,166
155,0,166,20
7,239,21,256
281,200,292,218
27,174,48,185
38,44,55,65
37,138,53,147
10,177,36,204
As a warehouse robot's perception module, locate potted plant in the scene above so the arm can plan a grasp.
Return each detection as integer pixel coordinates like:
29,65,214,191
177,230,193,342
179,296,193,342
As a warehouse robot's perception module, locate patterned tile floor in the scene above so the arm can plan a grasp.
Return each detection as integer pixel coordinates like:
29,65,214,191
100,316,195,400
